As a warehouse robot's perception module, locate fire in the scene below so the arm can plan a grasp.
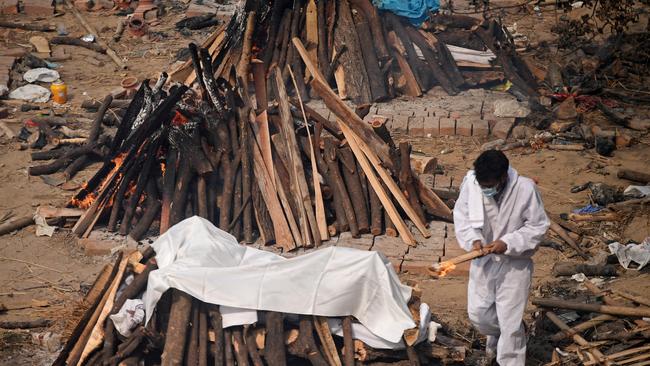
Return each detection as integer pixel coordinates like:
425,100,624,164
171,111,189,126
70,153,126,209
71,192,97,209
160,162,166,175
428,261,457,278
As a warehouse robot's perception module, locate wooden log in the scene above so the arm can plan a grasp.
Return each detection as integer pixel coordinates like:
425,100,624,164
75,252,129,365
289,68,329,241
369,185,383,236
612,289,650,308
31,148,68,161
325,139,359,237
342,316,355,366
28,138,105,176
245,326,264,366
52,257,119,366
0,216,35,236
287,316,328,366
276,9,293,72
250,126,296,251
545,311,605,363
351,6,388,102
284,2,310,102
160,147,177,234
370,117,395,148
314,316,342,366
185,301,200,366
252,181,275,245
385,13,432,90
235,12,256,91
271,9,292,72
264,312,286,366
550,314,616,342
219,151,241,230
231,328,249,366
408,27,463,94
533,298,650,318
548,219,589,260
224,329,235,366
398,142,426,224
332,0,372,103
338,146,370,233
272,67,320,247
617,169,650,184
386,31,422,97
208,305,224,366
161,290,193,366
349,0,389,62
316,0,330,80
552,262,618,277
290,100,343,139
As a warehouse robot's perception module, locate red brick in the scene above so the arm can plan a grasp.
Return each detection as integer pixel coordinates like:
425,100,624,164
449,111,462,120
21,0,53,16
455,118,472,136
439,118,456,135
0,0,18,14
387,115,409,133
78,238,117,256
422,116,439,137
408,116,424,137
401,259,435,275
472,120,490,137
491,118,516,139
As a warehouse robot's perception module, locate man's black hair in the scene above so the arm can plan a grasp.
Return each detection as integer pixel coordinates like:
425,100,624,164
474,150,509,184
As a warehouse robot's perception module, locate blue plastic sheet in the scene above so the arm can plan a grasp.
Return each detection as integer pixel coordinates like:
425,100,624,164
373,0,440,26
572,204,603,214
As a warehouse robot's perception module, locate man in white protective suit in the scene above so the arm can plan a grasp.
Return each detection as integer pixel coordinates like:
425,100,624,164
453,150,550,365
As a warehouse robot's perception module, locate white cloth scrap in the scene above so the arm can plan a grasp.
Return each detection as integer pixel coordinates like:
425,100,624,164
143,216,416,344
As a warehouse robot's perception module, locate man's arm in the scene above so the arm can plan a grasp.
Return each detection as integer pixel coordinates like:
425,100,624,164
453,176,486,252
496,184,550,256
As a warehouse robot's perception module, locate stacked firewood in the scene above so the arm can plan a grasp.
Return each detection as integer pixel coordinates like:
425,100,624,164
169,0,539,104
53,249,467,366
66,30,452,246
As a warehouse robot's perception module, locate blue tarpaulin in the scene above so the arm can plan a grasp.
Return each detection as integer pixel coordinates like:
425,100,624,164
373,0,440,26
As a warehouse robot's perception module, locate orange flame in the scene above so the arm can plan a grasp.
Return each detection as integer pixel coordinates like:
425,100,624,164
429,261,457,278
70,153,127,209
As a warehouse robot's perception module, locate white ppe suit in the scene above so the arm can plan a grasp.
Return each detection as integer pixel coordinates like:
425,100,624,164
453,167,550,365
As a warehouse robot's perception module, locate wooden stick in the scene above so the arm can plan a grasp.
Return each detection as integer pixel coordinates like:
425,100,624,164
342,316,355,366
548,219,589,260
533,298,650,318
611,290,650,308
339,146,370,233
314,316,342,366
430,249,484,276
64,1,126,69
398,142,426,224
0,216,35,236
76,252,129,365
264,312,286,366
272,67,320,247
161,289,193,366
337,121,415,244
325,139,359,237
235,12,256,91
289,66,329,241
208,305,224,366
549,314,617,342
545,311,605,363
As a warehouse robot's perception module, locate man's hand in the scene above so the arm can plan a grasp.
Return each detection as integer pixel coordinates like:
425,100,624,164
484,240,507,254
472,240,484,254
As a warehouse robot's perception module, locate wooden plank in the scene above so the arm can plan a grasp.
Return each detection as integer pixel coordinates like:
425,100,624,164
304,0,318,81
289,67,329,241
387,31,421,97
338,120,416,245
314,316,342,366
250,129,296,251
272,67,321,247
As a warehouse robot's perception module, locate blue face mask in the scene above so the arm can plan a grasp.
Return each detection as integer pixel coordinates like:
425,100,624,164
481,186,499,198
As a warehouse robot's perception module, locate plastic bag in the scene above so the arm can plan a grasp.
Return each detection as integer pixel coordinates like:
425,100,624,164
23,68,60,83
109,299,145,337
8,84,51,102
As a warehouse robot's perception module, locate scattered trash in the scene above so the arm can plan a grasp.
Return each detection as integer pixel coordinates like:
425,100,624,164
8,84,51,102
109,299,145,337
34,213,55,237
572,204,603,214
50,80,68,104
608,240,650,270
481,139,505,151
80,34,95,43
571,273,587,282
31,331,62,353
589,183,624,206
23,68,60,83
624,185,650,198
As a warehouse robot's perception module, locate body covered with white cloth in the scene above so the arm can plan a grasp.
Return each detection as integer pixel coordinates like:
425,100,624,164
143,216,430,348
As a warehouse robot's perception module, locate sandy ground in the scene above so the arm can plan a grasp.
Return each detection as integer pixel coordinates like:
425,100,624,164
1,1,650,365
